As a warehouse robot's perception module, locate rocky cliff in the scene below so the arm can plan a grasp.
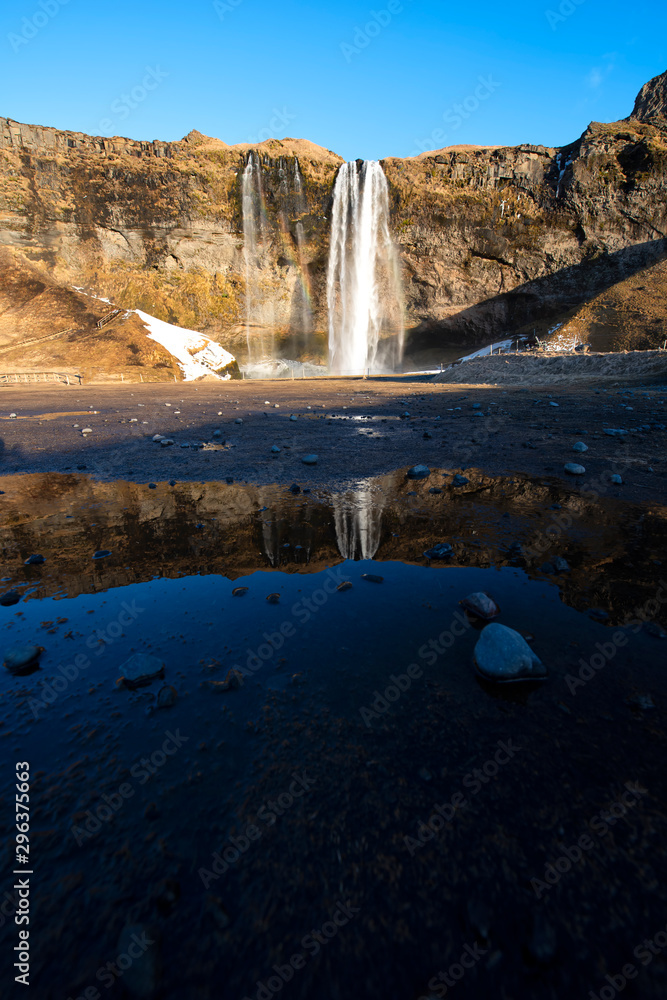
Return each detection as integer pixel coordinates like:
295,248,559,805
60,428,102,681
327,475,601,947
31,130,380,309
0,70,666,375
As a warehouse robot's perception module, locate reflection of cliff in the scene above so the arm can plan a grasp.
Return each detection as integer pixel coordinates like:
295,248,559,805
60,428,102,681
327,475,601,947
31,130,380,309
333,484,385,560
0,471,665,626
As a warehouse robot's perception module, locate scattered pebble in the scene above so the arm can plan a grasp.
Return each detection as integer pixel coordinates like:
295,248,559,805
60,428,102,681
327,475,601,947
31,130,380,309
92,550,112,560
361,574,384,584
452,474,469,486
564,463,586,475
460,592,500,620
24,554,46,566
424,543,453,560
610,474,623,484
572,442,588,453
119,653,165,689
302,455,318,465
156,685,178,709
4,644,44,675
337,581,353,592
407,465,430,479
0,590,21,607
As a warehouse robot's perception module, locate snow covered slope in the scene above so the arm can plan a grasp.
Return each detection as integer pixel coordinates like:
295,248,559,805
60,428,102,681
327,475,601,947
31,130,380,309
136,310,237,380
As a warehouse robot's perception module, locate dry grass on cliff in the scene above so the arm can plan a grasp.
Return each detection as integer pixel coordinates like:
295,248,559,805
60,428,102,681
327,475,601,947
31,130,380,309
0,248,179,381
544,255,667,353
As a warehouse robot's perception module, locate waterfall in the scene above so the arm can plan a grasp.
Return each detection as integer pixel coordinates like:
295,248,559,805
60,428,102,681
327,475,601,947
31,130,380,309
242,152,274,362
327,160,404,376
333,486,384,560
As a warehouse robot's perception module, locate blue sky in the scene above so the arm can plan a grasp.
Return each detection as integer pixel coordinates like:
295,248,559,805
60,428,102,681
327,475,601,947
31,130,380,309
0,0,664,161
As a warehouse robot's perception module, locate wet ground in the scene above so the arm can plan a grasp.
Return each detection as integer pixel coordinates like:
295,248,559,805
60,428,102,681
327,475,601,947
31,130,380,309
0,380,666,508
1,469,667,999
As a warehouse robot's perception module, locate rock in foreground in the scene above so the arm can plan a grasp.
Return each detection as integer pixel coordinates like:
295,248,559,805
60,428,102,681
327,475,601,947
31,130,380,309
474,624,547,683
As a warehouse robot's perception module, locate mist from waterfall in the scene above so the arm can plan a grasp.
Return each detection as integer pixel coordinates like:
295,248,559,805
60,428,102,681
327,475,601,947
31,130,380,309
327,160,404,376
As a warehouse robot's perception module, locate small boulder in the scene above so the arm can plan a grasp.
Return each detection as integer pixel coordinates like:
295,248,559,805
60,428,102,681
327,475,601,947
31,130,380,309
361,574,384,584
460,592,500,621
474,624,547,683
24,554,46,566
452,474,469,486
424,543,453,560
93,550,112,560
207,670,242,693
120,653,165,689
407,465,430,479
4,644,44,675
564,463,586,475
0,590,21,607
572,442,588,453
156,685,178,709
302,455,318,465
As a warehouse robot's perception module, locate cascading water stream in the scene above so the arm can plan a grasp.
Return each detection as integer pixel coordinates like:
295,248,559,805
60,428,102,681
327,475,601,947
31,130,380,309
242,152,264,360
333,486,384,561
327,160,404,376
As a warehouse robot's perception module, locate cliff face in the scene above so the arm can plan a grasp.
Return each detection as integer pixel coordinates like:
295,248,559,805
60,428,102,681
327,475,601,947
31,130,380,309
629,69,667,123
0,70,666,366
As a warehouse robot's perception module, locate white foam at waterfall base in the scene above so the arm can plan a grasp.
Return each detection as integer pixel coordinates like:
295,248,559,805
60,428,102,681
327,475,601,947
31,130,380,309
240,358,327,380
327,160,404,376
136,310,236,380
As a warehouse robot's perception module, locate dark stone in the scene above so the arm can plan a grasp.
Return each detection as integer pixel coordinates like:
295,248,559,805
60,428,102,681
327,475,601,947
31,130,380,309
424,543,453,560
4,644,44,675
0,590,21,607
588,608,609,623
24,554,45,566
407,464,430,479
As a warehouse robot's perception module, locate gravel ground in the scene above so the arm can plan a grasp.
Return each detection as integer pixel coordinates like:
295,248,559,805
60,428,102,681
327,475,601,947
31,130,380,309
0,379,665,505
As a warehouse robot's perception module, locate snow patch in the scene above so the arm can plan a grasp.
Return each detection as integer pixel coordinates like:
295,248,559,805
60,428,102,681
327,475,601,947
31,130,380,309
135,310,236,381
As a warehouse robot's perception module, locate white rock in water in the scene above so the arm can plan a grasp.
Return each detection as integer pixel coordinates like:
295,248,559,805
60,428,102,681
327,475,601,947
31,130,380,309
564,463,586,475
460,592,500,620
474,624,547,683
120,653,165,689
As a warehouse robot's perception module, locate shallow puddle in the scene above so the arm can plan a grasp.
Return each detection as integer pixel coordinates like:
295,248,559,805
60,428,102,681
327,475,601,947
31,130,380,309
1,470,666,999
